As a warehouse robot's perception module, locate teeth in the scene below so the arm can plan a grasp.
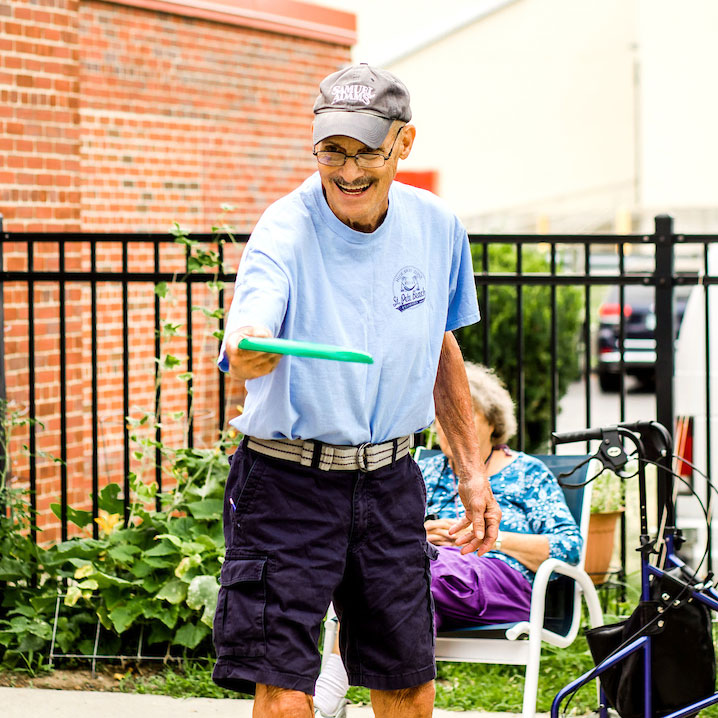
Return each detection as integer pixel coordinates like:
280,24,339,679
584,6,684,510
337,184,370,193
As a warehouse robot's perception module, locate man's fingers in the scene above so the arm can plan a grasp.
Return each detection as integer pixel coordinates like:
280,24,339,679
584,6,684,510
226,326,281,380
450,506,486,536
448,517,470,535
460,535,494,556
250,352,281,370
459,538,480,555
241,355,281,379
228,326,270,348
452,503,500,555
471,514,485,541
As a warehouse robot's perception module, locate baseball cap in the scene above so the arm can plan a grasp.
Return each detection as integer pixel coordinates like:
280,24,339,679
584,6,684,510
312,63,412,150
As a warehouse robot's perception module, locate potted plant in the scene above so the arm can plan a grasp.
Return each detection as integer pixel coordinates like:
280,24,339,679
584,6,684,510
585,468,624,585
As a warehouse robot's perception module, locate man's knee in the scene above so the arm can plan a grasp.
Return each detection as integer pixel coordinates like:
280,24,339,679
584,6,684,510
254,684,313,717
371,680,435,717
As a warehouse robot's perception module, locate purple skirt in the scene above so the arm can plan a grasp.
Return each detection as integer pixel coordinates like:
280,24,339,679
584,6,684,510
430,546,532,632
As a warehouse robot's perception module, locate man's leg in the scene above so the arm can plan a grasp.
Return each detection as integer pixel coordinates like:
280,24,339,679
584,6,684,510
370,681,435,718
337,457,436,713
214,446,353,702
254,684,314,718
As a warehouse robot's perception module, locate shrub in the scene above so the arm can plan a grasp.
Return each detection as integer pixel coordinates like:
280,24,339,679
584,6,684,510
0,400,55,672
456,243,583,452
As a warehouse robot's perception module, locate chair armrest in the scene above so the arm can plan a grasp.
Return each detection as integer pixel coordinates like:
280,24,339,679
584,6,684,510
504,558,604,641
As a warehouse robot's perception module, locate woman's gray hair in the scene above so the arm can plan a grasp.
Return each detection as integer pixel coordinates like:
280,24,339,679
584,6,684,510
464,362,517,446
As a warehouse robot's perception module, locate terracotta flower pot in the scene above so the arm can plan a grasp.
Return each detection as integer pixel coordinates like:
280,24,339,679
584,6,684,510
585,510,623,585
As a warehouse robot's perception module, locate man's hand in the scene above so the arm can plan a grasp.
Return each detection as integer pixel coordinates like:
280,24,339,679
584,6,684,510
225,326,281,381
433,332,502,556
448,472,502,555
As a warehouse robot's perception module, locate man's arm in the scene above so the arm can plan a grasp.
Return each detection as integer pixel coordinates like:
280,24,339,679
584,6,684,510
433,331,501,555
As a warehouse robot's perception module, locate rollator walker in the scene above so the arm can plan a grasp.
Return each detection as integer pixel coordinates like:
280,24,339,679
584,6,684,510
552,420,718,718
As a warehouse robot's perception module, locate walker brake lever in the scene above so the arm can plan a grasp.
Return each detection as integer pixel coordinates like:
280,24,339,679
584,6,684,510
595,428,629,471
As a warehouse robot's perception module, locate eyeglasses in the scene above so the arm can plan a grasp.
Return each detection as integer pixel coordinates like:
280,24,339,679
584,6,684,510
313,126,404,168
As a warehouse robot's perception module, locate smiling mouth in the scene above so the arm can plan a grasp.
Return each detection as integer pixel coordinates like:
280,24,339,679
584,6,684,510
334,180,372,196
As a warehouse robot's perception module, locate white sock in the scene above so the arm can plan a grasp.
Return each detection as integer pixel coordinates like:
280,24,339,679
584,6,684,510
314,653,349,715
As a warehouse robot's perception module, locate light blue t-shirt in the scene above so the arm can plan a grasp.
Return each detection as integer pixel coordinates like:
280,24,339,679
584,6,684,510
220,172,480,445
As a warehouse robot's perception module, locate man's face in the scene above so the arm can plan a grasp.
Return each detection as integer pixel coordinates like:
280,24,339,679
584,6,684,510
314,123,415,233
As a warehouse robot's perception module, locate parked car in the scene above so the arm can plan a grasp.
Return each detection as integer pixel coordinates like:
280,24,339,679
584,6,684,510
596,284,691,392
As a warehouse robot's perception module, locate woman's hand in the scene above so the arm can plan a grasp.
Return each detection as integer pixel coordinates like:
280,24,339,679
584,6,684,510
425,518,475,547
424,518,457,546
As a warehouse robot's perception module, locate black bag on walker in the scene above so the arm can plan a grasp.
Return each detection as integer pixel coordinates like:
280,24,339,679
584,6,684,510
585,572,715,718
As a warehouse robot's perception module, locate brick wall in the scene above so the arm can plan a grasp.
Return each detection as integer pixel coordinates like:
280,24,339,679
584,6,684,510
1,0,354,540
0,0,82,231
1,0,353,232
77,1,350,232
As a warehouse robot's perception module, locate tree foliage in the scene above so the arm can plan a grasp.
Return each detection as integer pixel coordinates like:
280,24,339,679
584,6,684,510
456,243,583,452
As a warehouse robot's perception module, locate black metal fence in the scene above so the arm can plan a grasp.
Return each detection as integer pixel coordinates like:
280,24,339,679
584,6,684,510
1,215,717,572
0,222,244,543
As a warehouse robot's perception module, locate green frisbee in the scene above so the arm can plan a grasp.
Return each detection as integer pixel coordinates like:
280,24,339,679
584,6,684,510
238,337,374,364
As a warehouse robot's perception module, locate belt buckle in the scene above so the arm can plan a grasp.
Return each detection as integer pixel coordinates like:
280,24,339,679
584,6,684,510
356,442,371,473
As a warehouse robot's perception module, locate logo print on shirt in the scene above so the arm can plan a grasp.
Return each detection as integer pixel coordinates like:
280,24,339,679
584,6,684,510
332,84,375,106
393,266,426,312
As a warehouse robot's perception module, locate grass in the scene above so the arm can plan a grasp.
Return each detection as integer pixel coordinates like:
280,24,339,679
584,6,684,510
114,639,600,712
115,587,632,712
30,582,718,716
346,632,600,714
118,660,249,700
113,627,606,713
117,632,718,716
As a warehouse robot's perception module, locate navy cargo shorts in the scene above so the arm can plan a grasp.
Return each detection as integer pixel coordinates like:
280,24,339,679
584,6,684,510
212,438,438,696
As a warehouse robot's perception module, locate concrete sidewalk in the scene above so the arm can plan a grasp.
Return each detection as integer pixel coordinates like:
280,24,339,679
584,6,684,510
0,686,541,718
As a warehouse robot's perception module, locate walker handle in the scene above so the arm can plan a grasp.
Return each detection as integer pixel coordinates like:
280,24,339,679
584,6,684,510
551,427,605,445
552,420,666,447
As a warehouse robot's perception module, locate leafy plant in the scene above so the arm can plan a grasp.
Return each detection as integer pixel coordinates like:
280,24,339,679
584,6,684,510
0,447,236,672
456,243,583,452
45,440,233,654
36,224,238,661
590,467,626,514
0,400,56,673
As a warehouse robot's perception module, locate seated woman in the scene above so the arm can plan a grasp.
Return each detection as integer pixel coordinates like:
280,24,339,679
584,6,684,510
314,362,582,718
423,361,582,630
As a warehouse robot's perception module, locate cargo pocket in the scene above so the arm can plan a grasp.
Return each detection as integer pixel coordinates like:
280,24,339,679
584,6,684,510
213,557,268,657
424,541,439,562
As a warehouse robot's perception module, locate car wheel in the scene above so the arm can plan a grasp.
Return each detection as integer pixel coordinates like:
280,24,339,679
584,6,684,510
633,370,655,391
598,372,621,393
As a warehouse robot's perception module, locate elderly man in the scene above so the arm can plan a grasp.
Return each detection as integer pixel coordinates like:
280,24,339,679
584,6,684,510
212,63,500,718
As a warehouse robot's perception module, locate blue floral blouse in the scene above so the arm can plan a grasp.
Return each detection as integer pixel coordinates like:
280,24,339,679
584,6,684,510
418,451,582,583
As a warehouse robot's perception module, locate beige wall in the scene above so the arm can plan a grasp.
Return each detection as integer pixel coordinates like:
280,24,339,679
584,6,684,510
638,0,718,213
388,0,637,230
315,0,718,232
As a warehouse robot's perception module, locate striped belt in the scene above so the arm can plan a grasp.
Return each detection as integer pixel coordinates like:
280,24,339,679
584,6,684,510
246,435,414,473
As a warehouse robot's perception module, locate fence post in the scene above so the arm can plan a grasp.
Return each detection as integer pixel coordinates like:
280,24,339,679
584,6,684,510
0,213,5,405
653,214,675,526
0,214,6,499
